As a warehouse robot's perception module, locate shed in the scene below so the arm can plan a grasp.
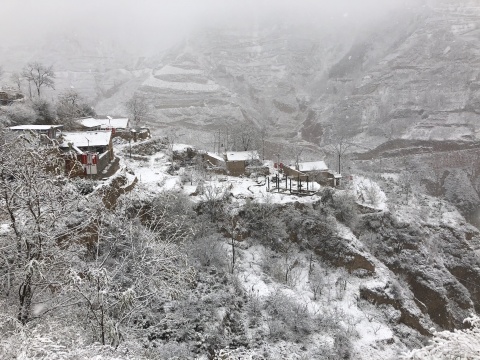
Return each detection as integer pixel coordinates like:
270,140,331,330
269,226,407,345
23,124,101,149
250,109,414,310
283,160,340,186
10,124,63,140
59,131,114,175
76,116,130,133
225,151,260,176
298,161,328,172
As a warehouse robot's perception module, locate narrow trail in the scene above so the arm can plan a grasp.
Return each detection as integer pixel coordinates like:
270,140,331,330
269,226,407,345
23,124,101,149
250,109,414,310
149,153,165,169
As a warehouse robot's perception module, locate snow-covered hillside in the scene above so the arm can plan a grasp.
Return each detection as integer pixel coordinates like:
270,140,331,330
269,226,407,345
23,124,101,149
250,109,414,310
91,137,480,358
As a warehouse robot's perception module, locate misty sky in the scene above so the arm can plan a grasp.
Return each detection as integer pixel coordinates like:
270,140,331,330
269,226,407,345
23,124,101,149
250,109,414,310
1,0,423,54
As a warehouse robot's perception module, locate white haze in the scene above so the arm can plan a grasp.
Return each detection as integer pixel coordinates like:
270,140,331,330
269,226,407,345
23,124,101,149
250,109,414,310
1,0,426,55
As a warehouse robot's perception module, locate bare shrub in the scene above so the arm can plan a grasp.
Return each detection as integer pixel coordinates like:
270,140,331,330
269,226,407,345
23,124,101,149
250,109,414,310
198,182,230,221
264,289,314,340
189,235,227,271
285,206,337,248
261,250,285,283
309,266,325,300
335,270,348,300
332,193,358,228
261,245,301,286
243,201,287,249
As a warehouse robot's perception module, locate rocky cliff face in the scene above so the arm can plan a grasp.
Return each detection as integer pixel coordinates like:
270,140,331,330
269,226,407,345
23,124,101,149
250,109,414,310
4,2,479,152
307,0,480,148
93,1,480,152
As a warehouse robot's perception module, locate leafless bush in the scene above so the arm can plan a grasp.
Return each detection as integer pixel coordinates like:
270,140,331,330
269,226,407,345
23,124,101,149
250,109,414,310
261,247,301,286
360,182,382,207
261,251,285,283
243,201,287,249
332,193,358,228
247,289,262,320
264,289,314,340
189,235,227,271
199,182,230,221
335,269,348,300
309,266,325,300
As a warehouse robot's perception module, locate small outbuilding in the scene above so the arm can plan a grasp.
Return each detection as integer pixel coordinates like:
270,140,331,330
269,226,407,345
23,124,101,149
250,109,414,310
225,150,261,176
59,131,114,175
9,124,63,139
283,160,341,187
76,116,130,133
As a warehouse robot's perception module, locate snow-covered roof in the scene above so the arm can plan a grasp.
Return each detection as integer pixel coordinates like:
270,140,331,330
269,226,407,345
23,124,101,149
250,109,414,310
10,124,63,130
298,161,328,172
77,117,129,129
206,152,225,162
172,144,194,152
59,131,112,148
225,151,259,161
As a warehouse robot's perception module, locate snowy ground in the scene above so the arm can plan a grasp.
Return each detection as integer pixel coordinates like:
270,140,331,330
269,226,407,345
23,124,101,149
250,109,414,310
108,139,473,359
116,140,324,207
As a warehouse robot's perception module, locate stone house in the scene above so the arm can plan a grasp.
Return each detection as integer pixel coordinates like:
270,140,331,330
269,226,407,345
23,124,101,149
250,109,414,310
9,124,63,140
225,151,262,176
284,160,341,187
76,116,130,133
59,131,114,176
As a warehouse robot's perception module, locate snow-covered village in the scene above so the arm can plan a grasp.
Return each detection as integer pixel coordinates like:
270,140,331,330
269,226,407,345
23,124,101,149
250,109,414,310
2,1,480,359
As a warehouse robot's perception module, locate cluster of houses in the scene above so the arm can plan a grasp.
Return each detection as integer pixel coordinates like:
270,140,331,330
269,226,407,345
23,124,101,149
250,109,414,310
9,117,149,177
8,117,341,189
202,150,341,188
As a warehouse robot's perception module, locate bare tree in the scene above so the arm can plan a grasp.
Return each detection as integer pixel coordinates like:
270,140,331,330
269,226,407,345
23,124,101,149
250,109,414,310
243,200,287,248
309,266,325,300
200,182,229,222
69,193,195,346
327,135,353,174
10,72,22,92
230,123,259,151
125,94,150,125
56,89,95,129
22,62,55,98
0,66,4,81
281,242,300,285
224,212,239,273
0,131,86,324
399,170,415,204
260,125,267,161
286,143,304,168
68,203,195,346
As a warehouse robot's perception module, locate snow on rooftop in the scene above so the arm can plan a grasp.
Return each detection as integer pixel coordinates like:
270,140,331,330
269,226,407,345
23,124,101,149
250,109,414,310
172,143,194,152
59,131,112,148
206,152,225,162
298,161,328,172
225,151,259,161
10,124,63,130
78,117,129,129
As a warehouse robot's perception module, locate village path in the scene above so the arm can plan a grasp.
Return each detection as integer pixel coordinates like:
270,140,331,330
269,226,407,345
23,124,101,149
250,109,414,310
149,153,166,169
100,157,120,179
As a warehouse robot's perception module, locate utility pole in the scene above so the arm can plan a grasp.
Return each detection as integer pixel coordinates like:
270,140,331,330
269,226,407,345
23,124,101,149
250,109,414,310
338,152,341,174
85,137,91,176
225,127,229,151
